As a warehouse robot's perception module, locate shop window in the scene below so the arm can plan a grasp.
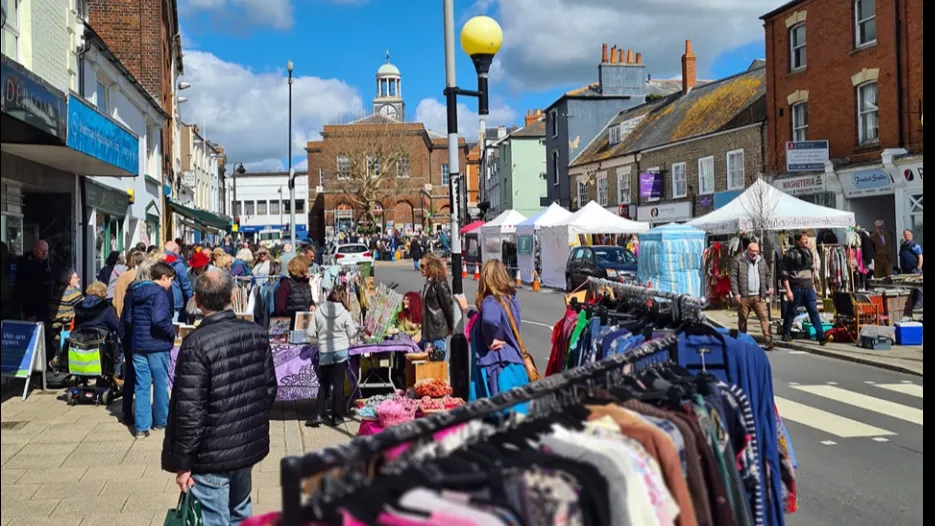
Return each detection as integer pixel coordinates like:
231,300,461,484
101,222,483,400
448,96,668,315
855,0,876,47
909,194,923,248
726,149,745,190
597,176,608,206
791,102,808,142
857,81,879,144
789,23,806,71
671,162,687,199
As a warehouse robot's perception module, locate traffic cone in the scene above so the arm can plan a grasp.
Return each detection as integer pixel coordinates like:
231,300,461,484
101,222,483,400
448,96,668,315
516,269,522,287
473,263,480,280
461,261,468,279
532,271,541,292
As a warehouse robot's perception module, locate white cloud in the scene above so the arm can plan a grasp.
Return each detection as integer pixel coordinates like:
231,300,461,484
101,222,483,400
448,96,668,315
478,0,778,92
180,0,294,30
179,50,365,169
414,98,517,139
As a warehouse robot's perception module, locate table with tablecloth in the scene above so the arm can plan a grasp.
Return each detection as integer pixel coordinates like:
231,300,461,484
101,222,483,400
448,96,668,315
168,336,419,402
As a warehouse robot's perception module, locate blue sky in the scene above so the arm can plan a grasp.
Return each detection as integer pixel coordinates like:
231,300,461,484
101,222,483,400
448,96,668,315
178,0,777,171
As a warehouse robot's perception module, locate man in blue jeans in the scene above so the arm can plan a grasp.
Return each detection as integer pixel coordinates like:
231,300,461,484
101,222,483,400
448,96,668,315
162,270,277,526
781,231,828,345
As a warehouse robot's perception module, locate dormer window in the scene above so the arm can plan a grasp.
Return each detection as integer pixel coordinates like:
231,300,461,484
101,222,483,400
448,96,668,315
608,125,621,145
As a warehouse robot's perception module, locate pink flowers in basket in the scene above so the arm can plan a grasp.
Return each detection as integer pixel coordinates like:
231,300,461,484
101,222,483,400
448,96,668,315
376,395,420,427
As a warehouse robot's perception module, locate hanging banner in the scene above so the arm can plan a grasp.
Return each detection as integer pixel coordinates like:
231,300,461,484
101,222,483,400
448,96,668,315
517,235,533,255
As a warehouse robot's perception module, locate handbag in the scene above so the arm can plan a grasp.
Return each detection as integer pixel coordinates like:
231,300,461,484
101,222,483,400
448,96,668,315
496,297,541,382
164,491,204,526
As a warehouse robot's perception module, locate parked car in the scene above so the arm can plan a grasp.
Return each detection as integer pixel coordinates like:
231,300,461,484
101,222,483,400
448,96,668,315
565,245,638,291
325,243,374,268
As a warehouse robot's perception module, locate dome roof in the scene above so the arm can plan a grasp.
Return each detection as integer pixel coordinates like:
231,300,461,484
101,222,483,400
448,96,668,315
377,62,400,77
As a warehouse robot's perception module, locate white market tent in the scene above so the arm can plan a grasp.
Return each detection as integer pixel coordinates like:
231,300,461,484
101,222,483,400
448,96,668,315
480,209,527,263
539,201,651,288
516,203,572,282
687,178,856,235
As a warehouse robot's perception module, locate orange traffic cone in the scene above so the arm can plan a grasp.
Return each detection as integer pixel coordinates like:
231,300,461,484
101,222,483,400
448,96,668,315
532,271,541,292
461,261,468,278
473,263,480,280
515,269,522,287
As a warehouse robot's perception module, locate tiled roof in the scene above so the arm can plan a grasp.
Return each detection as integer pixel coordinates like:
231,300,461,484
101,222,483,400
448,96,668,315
571,65,766,167
511,119,546,138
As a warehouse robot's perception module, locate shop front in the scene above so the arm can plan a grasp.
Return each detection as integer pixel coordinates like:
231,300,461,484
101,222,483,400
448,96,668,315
165,198,231,245
84,180,130,278
636,201,692,228
887,156,923,249
771,172,841,209
838,165,897,252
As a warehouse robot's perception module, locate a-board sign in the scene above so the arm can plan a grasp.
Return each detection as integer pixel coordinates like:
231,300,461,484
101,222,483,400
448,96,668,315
1,321,43,378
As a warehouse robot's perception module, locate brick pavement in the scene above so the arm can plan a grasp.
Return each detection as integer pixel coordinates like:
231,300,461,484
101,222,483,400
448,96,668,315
0,390,357,525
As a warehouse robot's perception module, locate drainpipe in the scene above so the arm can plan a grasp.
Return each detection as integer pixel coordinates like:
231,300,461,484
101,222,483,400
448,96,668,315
894,0,905,147
77,22,91,285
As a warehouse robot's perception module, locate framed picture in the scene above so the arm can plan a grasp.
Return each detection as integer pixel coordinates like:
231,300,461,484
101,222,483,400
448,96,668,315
294,312,315,332
269,317,292,337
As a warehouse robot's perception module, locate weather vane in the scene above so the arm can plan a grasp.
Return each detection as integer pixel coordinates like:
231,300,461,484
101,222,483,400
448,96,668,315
385,49,390,63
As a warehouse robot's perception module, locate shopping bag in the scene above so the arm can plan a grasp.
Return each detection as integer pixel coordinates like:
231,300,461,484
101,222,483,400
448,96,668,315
164,491,204,526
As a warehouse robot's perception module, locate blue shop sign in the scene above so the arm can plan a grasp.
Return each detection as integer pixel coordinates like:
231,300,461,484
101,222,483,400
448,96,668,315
241,225,308,234
1,55,67,140
714,190,743,209
66,96,139,176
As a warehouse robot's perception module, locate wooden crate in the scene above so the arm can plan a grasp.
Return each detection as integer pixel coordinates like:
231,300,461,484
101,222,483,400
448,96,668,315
405,355,449,389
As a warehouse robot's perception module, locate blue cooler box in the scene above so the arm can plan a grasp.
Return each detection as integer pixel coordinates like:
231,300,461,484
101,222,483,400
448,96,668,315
895,322,923,345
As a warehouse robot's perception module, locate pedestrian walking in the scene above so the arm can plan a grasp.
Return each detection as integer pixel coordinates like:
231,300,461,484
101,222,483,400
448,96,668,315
419,253,454,359
730,242,775,348
162,270,277,526
304,285,357,428
122,261,176,437
164,241,194,323
409,235,424,271
898,229,923,274
781,231,827,345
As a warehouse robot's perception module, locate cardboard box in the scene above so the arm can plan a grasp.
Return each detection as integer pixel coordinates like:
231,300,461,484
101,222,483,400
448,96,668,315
405,355,448,388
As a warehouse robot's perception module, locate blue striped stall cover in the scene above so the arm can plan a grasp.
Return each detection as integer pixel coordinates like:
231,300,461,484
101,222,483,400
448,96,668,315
637,223,706,297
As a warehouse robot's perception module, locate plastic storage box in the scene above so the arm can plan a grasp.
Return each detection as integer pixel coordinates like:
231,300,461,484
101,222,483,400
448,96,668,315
894,322,923,346
802,321,834,340
860,335,892,350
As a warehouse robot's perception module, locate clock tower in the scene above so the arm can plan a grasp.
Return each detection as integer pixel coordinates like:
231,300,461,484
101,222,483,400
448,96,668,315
373,50,404,120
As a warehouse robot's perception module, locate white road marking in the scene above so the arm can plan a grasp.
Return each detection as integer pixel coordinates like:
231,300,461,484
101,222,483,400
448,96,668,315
788,351,808,355
872,437,890,442
821,440,837,445
522,320,554,330
774,397,895,438
788,382,800,386
874,383,923,398
864,381,876,384
901,380,914,384
827,381,839,385
792,385,924,425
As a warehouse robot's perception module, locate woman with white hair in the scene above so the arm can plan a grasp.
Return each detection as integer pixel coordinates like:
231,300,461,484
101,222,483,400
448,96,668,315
230,248,253,277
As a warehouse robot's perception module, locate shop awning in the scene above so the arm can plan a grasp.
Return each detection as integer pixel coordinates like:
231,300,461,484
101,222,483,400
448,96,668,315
166,198,231,232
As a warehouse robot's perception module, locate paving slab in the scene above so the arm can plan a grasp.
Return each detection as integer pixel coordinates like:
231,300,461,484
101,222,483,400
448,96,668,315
80,511,159,526
0,497,62,518
32,479,106,500
0,483,41,502
51,495,128,516
0,467,26,484
16,467,88,485
81,464,146,481
121,491,182,513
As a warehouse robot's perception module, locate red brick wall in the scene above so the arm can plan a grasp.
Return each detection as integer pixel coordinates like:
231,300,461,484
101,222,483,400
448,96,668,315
763,0,923,173
88,0,165,102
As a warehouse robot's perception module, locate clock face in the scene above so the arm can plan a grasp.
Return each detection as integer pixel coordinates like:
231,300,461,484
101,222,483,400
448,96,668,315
379,105,398,118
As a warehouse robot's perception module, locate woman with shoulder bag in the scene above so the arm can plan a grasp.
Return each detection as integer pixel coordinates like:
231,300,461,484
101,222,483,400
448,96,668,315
419,253,454,360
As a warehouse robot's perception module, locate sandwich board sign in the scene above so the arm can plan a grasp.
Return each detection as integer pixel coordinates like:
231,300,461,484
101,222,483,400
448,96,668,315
1,321,47,399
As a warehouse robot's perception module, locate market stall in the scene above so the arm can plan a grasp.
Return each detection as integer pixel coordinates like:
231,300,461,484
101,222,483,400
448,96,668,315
460,220,485,267
516,203,572,282
479,209,527,266
637,223,706,297
538,200,650,289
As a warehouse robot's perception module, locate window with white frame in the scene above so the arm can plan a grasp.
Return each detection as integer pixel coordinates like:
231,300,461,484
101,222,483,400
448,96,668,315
257,200,268,215
608,125,621,145
789,23,806,71
270,200,281,215
698,156,715,195
617,167,631,204
791,102,808,141
245,200,255,215
367,156,381,178
857,82,879,143
336,155,350,179
551,151,560,185
671,162,687,199
596,175,608,206
855,0,876,47
576,179,588,209
95,77,110,113
145,125,159,176
441,163,450,185
727,150,745,190
397,155,410,178
1,0,21,60
550,109,559,138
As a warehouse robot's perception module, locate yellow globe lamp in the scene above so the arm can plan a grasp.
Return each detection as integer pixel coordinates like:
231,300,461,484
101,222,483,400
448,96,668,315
460,15,503,75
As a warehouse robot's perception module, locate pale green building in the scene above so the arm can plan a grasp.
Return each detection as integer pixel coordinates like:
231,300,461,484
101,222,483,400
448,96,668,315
494,118,547,217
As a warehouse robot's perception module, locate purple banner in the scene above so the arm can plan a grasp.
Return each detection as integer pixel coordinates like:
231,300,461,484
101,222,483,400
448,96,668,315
639,172,663,199
697,195,714,208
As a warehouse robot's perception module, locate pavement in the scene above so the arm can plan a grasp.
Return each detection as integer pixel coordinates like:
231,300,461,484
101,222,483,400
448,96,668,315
0,262,922,526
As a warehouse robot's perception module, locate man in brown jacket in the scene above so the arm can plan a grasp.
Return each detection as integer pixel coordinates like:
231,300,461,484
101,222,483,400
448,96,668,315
730,242,775,347
113,249,144,318
871,220,893,278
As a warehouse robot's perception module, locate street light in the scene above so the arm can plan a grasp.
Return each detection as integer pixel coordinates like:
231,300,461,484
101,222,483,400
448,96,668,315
287,59,296,248
232,162,246,240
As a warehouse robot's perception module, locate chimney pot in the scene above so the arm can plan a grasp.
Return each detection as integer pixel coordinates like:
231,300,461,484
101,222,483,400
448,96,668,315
685,39,694,55
602,43,608,63
636,52,642,64
610,46,617,63
617,49,623,63
627,49,635,64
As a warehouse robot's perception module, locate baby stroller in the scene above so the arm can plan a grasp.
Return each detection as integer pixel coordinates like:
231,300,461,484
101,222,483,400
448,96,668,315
64,327,123,406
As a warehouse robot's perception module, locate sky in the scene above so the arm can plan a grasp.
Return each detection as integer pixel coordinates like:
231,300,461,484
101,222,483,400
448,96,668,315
177,0,786,172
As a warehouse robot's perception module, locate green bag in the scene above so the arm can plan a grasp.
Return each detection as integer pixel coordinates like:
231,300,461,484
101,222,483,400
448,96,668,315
164,491,204,526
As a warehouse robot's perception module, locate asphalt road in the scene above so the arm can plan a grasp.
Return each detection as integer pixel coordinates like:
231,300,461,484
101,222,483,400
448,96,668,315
375,262,924,526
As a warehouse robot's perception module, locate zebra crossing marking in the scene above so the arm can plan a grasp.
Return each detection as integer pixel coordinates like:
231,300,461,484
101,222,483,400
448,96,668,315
791,385,924,425
774,397,895,438
873,383,923,399
872,437,890,442
820,440,837,446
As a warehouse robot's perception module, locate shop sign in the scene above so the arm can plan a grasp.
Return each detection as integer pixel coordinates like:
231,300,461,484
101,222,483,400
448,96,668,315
898,162,923,190
66,96,140,176
697,195,714,208
639,172,663,200
517,235,533,255
1,55,67,140
617,203,634,219
841,168,895,198
85,180,129,217
786,140,829,171
772,174,826,196
637,201,692,223
713,190,742,209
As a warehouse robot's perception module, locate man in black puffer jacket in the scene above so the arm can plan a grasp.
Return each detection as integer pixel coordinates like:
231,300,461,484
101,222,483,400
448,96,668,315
162,270,277,525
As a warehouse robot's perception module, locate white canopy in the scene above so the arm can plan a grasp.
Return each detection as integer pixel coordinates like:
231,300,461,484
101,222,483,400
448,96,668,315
686,178,856,235
539,201,651,288
480,209,527,263
516,203,572,282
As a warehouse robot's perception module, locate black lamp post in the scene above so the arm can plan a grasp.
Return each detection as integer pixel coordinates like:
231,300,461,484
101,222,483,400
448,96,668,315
287,59,296,247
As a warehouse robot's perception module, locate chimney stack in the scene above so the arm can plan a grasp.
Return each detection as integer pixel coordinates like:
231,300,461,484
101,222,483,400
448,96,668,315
627,49,635,64
602,43,608,63
682,40,697,95
610,45,617,63
525,109,541,127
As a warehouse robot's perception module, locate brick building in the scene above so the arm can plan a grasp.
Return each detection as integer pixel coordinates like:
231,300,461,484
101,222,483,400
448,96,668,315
762,0,924,249
571,41,767,227
304,57,467,241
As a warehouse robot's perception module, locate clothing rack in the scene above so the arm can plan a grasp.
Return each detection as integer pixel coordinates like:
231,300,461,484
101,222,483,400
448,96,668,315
279,333,680,526
585,277,707,322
